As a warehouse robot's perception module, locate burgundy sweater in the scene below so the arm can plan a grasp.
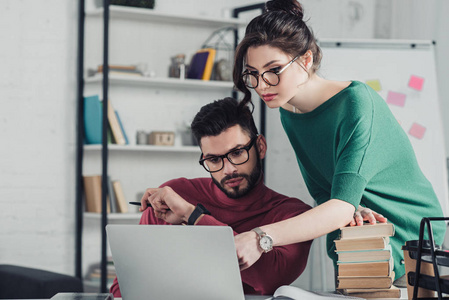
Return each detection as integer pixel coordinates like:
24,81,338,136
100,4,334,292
110,177,312,296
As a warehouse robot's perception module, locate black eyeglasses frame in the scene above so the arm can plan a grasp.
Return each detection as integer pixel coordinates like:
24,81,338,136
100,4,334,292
241,55,300,89
198,136,258,173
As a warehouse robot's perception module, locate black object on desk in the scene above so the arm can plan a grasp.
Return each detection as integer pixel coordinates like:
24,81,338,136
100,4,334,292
402,217,449,300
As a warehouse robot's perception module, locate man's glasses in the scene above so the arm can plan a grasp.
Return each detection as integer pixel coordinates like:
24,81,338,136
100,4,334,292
241,55,299,89
199,137,257,173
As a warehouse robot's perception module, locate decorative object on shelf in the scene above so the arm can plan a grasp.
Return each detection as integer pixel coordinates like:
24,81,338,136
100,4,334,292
136,130,148,145
168,54,186,79
148,131,175,146
186,48,216,81
214,58,231,81
201,27,234,81
178,122,198,146
136,62,155,77
95,0,155,9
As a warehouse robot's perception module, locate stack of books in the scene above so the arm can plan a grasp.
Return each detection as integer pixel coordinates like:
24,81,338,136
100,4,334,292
84,95,129,146
335,222,401,299
83,175,128,214
84,257,116,288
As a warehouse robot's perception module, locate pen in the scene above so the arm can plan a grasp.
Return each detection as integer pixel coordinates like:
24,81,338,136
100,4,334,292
129,201,152,208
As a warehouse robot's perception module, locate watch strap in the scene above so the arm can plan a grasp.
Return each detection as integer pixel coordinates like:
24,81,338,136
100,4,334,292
187,204,211,225
252,227,265,237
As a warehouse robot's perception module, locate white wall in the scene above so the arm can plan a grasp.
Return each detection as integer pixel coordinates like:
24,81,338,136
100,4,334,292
1,0,448,293
387,0,449,156
0,0,78,274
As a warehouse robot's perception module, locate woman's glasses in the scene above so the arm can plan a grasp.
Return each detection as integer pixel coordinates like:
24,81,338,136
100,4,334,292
241,56,299,89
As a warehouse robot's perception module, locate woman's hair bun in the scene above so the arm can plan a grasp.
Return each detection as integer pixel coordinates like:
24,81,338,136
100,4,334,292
265,0,304,20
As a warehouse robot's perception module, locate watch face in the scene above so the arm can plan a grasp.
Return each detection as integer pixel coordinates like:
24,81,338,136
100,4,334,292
260,235,273,251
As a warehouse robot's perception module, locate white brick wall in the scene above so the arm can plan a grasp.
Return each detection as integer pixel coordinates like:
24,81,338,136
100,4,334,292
0,0,78,275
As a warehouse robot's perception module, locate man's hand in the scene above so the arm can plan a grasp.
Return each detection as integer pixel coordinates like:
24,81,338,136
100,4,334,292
349,205,388,226
140,186,195,225
234,230,263,271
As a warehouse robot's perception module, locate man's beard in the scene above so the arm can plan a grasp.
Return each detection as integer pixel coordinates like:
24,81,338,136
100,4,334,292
211,153,262,199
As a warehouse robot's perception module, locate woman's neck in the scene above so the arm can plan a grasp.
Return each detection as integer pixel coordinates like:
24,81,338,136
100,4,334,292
285,75,351,114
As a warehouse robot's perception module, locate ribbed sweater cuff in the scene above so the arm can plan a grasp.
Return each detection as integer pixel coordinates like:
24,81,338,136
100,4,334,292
331,173,367,208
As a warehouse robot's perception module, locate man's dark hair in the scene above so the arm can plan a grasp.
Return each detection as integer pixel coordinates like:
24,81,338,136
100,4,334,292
191,97,258,145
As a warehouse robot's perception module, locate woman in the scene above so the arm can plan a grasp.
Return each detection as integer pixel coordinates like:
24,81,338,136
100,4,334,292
232,0,446,286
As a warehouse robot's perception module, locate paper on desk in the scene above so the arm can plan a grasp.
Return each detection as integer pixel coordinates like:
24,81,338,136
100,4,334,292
271,285,365,300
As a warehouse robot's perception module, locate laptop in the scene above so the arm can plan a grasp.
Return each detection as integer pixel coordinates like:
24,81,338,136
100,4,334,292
107,224,265,300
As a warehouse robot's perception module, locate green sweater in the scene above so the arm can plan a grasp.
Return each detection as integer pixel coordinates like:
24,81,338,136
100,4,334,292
280,81,445,279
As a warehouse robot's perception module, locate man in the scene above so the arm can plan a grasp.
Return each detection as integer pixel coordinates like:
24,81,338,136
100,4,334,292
110,97,312,296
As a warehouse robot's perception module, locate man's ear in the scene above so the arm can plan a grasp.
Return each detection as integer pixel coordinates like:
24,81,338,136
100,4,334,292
256,135,267,160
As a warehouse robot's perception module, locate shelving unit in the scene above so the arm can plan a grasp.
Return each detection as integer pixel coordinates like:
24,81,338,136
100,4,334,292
84,212,141,220
84,144,200,153
86,5,247,27
75,0,253,293
84,74,234,90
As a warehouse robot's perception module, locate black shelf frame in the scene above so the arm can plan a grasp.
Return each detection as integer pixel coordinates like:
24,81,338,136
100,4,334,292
75,1,265,294
75,0,111,293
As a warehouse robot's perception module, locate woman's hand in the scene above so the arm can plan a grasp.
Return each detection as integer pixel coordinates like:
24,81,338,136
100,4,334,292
349,205,388,226
234,230,263,271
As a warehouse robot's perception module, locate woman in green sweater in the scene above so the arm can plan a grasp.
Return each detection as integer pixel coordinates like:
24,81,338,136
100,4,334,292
232,0,446,285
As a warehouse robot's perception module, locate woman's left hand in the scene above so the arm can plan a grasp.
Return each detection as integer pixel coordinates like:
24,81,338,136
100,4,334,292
349,205,388,226
234,230,263,271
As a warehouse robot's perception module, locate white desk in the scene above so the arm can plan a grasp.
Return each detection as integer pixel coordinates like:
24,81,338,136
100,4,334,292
50,288,408,300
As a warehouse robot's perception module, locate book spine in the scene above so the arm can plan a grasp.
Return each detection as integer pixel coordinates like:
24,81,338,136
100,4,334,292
83,95,102,144
112,180,128,213
115,111,129,145
107,100,126,145
201,48,216,81
107,176,118,213
83,175,102,213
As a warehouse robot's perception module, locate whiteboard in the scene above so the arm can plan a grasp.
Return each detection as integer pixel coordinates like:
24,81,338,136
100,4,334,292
265,39,449,216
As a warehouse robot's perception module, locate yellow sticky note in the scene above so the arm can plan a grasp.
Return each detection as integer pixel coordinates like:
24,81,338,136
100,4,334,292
366,79,382,92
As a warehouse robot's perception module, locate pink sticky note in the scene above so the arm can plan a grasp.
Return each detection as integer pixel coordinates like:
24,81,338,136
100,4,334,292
387,91,406,107
409,123,426,139
409,75,424,91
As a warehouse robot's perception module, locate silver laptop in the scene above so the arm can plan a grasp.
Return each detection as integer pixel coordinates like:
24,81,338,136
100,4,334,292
107,224,252,300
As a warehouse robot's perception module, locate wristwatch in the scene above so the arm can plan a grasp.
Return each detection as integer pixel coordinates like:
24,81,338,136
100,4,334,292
252,227,273,253
187,204,211,225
